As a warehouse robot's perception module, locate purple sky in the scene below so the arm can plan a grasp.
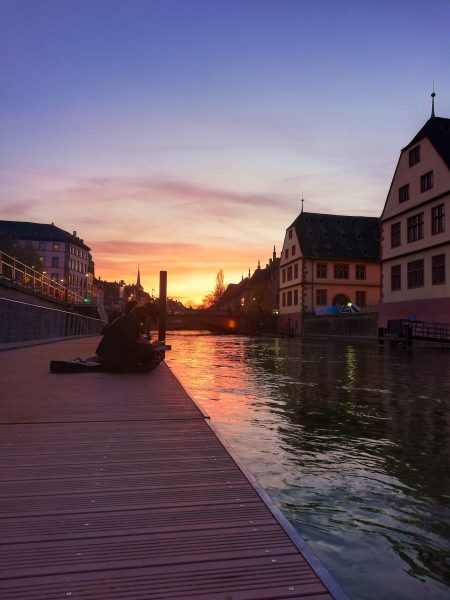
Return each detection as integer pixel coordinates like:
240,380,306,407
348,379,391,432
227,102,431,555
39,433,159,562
1,0,449,303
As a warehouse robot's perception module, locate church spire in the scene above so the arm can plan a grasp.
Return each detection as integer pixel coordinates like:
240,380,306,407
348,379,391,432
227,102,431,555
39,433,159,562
136,266,142,288
431,83,436,118
273,245,276,261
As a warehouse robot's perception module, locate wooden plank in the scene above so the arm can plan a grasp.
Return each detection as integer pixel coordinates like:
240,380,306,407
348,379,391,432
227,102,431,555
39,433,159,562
0,338,345,600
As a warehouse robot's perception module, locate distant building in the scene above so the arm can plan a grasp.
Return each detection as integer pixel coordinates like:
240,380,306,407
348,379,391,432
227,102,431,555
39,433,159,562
379,103,450,327
240,249,280,317
218,278,250,313
217,247,280,317
278,212,381,334
0,220,94,301
99,269,157,319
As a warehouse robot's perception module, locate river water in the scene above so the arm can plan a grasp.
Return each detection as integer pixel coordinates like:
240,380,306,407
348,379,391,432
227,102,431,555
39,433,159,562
165,332,450,600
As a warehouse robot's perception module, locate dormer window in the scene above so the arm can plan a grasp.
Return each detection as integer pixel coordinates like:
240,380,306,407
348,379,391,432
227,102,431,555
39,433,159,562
409,145,420,167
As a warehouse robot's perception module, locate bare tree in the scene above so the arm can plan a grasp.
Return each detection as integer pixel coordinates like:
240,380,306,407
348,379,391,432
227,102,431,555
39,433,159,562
201,269,226,309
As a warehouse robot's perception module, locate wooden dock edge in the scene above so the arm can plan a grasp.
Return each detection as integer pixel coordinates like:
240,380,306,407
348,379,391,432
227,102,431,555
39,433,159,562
168,364,351,600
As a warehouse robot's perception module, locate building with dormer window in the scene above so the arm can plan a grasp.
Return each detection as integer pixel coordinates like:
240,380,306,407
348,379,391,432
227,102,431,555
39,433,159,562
278,212,380,334
379,100,450,327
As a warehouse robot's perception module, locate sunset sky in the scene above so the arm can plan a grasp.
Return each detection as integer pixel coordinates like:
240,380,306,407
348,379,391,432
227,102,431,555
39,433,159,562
1,1,449,305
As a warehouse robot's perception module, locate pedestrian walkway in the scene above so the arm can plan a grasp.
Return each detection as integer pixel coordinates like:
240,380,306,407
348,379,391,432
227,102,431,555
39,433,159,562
0,337,348,599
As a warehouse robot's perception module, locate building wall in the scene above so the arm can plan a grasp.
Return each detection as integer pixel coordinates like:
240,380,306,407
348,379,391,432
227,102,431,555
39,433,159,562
19,239,66,284
303,259,380,311
278,225,302,331
382,138,449,222
379,297,450,326
19,239,93,301
380,132,450,327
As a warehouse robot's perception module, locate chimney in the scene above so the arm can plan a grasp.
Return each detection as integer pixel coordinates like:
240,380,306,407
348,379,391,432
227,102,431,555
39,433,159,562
73,231,77,237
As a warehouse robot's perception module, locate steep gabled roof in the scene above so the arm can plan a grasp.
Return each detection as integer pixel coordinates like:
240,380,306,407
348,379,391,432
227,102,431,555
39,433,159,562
0,220,90,251
290,212,380,261
220,278,248,302
402,117,450,170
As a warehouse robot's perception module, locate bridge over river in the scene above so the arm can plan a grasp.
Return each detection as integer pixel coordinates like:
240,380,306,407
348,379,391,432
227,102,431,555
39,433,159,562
167,310,242,333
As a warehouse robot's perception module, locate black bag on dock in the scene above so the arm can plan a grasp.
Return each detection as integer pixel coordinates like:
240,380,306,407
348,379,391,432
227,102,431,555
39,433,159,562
49,358,104,374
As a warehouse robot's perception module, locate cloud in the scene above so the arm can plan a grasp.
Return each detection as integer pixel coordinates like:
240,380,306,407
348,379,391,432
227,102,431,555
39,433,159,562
0,201,38,218
0,169,289,304
63,176,290,211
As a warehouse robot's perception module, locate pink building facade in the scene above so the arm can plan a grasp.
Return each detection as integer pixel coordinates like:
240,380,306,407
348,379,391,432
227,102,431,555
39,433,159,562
379,115,450,327
278,212,380,334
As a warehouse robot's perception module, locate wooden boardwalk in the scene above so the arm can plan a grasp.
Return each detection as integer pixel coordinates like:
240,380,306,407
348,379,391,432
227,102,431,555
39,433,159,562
0,337,348,600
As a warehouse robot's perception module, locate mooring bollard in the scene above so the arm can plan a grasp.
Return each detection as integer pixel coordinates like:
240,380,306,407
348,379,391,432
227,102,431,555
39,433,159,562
158,270,167,342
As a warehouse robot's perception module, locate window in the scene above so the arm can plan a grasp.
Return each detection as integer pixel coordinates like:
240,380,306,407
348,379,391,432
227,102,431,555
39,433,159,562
432,204,445,235
293,289,298,305
407,259,424,288
51,273,58,281
316,263,327,278
288,229,292,240
282,269,286,283
51,256,59,268
38,256,45,266
287,266,293,281
287,291,293,306
316,289,327,305
391,265,401,291
420,171,433,192
355,291,366,307
284,248,289,259
39,241,45,251
391,222,401,247
409,145,420,166
282,292,286,307
355,265,366,280
432,254,445,285
399,184,409,203
291,245,296,256
334,264,349,279
294,263,298,278
25,241,32,249
407,213,424,243
52,243,60,251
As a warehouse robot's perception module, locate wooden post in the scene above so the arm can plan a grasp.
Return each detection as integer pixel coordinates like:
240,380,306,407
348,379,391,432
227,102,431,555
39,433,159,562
158,270,167,342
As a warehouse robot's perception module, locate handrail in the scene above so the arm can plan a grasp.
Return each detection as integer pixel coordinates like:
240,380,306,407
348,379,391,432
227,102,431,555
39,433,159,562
405,319,450,342
0,250,85,304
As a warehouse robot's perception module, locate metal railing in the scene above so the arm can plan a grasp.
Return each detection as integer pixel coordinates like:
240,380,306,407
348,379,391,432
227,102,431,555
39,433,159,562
406,320,450,343
0,250,85,304
0,297,103,345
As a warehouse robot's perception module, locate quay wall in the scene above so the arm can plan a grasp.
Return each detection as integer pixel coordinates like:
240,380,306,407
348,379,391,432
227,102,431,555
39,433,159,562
302,313,379,339
0,282,64,309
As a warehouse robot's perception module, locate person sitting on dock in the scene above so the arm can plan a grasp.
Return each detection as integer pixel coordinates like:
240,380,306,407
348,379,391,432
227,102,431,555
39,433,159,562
96,304,155,373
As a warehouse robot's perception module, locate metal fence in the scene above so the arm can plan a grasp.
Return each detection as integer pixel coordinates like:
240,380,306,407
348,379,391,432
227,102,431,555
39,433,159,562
0,250,85,304
407,319,450,343
0,297,103,345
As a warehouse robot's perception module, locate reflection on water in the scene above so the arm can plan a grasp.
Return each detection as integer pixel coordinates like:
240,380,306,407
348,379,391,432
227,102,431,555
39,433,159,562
166,332,450,600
